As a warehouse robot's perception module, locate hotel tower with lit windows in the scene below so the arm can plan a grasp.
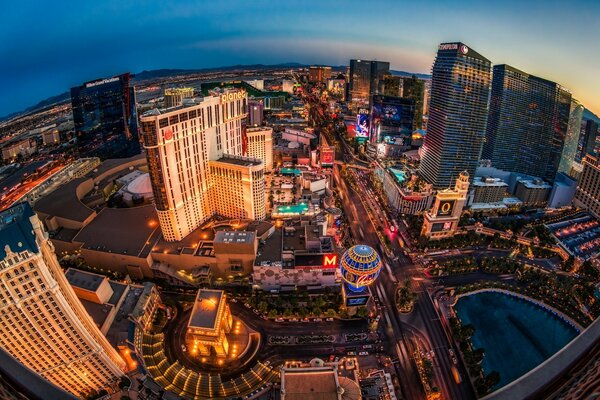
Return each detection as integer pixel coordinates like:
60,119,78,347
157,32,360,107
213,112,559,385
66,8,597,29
140,89,268,242
0,203,126,397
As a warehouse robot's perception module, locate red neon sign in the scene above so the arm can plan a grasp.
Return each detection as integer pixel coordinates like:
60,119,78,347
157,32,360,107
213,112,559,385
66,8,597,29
322,254,338,269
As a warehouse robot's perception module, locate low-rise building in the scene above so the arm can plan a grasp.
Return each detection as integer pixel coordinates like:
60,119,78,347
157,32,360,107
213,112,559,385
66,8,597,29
472,176,508,204
1,139,37,161
514,178,552,206
280,358,361,400
253,219,340,291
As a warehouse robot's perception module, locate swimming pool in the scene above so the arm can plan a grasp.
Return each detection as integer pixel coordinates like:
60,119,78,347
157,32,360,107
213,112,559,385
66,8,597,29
454,291,579,390
273,202,309,216
280,168,302,176
388,168,407,184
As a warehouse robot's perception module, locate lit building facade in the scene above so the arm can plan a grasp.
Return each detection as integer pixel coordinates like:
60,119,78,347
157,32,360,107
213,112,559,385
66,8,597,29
483,64,572,181
347,59,389,107
246,127,273,171
186,289,233,358
163,87,194,108
576,119,599,163
401,75,425,130
71,73,140,160
421,171,470,239
574,155,600,217
248,100,264,126
140,89,253,241
418,43,491,189
308,66,332,83
558,99,584,176
209,156,266,221
0,203,125,397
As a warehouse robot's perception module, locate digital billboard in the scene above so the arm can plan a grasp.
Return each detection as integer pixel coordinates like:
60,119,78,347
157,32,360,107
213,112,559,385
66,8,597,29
320,147,335,167
431,221,453,232
436,200,456,217
355,113,370,138
346,296,370,307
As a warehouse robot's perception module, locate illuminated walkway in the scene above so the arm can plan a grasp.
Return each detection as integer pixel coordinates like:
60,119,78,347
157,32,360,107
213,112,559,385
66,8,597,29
141,332,279,399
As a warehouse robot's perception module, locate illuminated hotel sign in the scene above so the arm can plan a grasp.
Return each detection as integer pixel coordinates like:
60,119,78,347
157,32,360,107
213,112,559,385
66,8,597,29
322,254,338,269
221,90,247,103
438,43,458,51
85,77,119,88
163,129,173,141
436,200,456,217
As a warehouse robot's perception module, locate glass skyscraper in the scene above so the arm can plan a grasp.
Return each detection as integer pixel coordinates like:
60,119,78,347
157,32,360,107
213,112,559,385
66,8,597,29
576,119,599,163
71,73,140,160
482,65,572,181
558,99,584,175
347,60,390,108
418,43,491,189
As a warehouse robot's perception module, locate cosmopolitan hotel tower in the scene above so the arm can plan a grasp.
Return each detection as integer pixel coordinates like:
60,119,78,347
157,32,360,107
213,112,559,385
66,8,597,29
482,64,572,182
0,203,125,397
140,89,267,242
419,43,491,189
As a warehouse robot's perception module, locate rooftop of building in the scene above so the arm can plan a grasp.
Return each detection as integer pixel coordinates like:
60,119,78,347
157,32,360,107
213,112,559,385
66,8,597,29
188,289,225,330
73,205,160,257
473,176,509,187
105,284,147,347
33,154,147,224
33,177,94,223
65,268,106,292
214,230,255,244
256,228,283,264
212,155,263,167
0,202,38,260
152,224,215,256
79,298,114,328
281,366,343,400
517,179,552,189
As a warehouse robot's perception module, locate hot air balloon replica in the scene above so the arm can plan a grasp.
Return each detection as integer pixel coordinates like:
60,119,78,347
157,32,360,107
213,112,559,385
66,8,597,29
339,245,382,310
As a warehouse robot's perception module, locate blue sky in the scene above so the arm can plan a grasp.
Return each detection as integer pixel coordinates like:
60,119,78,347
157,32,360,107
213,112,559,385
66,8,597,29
1,0,599,117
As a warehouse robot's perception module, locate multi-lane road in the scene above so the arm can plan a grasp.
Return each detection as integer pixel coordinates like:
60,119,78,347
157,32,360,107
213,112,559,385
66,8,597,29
299,84,477,399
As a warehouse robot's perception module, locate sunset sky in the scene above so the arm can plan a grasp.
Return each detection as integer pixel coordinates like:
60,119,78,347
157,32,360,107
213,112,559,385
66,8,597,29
1,0,598,117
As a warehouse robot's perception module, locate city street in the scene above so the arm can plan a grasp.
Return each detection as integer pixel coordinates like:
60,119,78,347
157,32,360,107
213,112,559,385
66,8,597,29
301,84,477,399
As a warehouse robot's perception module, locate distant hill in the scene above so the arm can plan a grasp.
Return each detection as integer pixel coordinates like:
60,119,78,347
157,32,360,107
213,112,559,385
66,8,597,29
133,62,305,82
1,91,70,122
390,70,431,80
2,62,431,121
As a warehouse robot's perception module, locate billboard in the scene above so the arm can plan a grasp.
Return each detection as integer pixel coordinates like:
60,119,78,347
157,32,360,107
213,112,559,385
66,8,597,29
346,296,369,307
431,221,453,233
436,200,456,217
320,146,335,167
370,95,415,142
355,112,370,138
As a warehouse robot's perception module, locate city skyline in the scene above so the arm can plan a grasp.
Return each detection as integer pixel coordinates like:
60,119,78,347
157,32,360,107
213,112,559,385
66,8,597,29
1,0,599,118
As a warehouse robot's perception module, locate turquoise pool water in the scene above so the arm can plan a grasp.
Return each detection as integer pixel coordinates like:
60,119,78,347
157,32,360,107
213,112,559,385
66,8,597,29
281,168,302,176
388,168,406,184
454,291,579,390
274,203,309,215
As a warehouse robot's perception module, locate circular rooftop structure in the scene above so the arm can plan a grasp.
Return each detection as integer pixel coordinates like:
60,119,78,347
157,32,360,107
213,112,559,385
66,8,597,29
339,245,382,291
127,173,152,196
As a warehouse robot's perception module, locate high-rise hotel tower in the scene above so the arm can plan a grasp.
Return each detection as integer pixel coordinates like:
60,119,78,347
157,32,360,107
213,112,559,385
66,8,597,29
140,89,267,242
482,64,572,181
419,43,491,189
0,203,125,397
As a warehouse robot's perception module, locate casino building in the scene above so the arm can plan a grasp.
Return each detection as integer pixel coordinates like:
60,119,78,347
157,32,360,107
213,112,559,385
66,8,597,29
140,89,267,242
421,171,470,239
